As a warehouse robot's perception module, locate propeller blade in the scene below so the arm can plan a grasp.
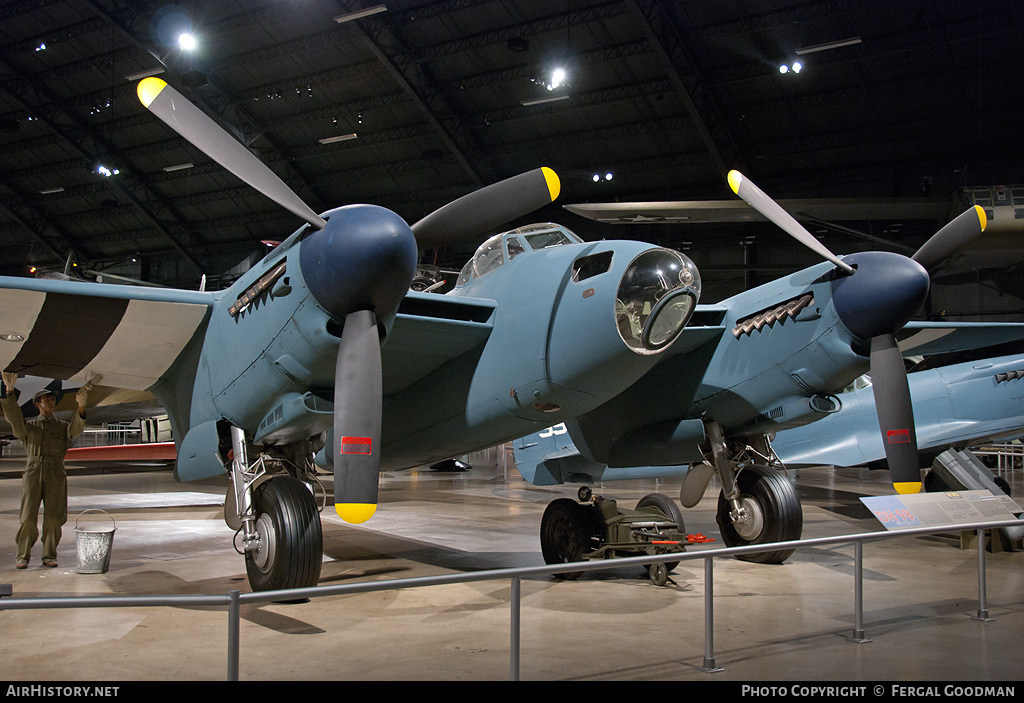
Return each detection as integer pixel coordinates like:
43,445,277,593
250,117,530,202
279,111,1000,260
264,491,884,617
911,205,987,272
137,77,327,230
727,170,855,274
411,167,561,247
333,309,383,523
869,333,922,494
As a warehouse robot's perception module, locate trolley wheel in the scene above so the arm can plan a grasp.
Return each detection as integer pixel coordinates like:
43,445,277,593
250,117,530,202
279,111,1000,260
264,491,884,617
540,499,594,580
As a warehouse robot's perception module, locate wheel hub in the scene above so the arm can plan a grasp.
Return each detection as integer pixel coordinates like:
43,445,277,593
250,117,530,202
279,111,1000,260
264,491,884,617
252,513,277,571
732,496,764,541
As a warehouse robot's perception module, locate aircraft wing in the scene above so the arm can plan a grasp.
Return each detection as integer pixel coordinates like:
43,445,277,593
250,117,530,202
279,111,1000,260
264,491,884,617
0,276,214,391
381,291,496,395
564,198,950,225
772,353,1024,468
896,321,1024,356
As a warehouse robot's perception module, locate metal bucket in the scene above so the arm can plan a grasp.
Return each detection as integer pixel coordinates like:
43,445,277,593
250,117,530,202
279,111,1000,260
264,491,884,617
75,509,116,574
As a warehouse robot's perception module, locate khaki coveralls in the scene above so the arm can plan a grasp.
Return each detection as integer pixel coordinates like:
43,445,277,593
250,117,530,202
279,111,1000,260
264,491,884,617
0,393,84,563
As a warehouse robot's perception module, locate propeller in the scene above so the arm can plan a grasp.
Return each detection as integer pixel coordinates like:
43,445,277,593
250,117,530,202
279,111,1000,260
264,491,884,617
137,77,560,522
727,170,988,494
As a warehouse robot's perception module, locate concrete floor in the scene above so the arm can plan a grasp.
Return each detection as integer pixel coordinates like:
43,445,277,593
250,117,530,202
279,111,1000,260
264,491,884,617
0,448,1021,682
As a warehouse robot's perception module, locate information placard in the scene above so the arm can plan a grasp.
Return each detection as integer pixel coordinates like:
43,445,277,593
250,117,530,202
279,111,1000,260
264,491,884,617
861,489,1022,531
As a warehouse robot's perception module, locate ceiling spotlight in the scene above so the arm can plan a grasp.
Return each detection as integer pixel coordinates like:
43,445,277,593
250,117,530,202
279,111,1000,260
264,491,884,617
179,33,196,51
779,64,789,74
592,174,600,182
605,173,613,181
0,333,25,343
95,164,119,177
35,43,46,51
547,67,567,91
792,61,802,73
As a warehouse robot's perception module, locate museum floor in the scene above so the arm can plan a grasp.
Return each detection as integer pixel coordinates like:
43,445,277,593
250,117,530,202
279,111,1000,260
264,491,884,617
0,447,1020,682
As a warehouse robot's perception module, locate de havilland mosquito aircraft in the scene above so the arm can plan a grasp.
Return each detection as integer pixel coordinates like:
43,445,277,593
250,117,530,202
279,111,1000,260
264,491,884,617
771,352,1024,475
512,171,1024,567
0,77,704,592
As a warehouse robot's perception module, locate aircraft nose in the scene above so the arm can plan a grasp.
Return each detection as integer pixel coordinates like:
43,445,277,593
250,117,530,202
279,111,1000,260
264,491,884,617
831,251,930,340
299,205,419,319
615,248,702,354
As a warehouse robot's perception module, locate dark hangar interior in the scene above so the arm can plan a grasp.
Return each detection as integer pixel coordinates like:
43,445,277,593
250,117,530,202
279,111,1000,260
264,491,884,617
1,0,1022,316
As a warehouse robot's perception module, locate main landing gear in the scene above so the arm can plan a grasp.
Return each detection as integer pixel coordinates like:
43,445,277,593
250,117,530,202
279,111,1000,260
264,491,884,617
539,490,709,585
705,422,802,563
225,426,325,592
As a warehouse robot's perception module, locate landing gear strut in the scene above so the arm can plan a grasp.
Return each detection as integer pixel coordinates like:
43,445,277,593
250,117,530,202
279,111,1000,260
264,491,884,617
226,425,324,591
706,422,802,563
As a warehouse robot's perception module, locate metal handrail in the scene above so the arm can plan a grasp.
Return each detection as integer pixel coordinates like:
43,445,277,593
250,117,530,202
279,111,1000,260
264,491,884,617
2,518,1021,680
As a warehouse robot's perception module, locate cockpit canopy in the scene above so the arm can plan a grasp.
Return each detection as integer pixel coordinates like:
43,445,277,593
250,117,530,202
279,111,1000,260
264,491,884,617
455,223,584,287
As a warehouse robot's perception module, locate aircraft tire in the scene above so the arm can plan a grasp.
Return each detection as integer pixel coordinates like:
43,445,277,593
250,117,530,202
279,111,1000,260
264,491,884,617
540,499,593,580
716,464,802,564
245,475,323,592
636,493,685,572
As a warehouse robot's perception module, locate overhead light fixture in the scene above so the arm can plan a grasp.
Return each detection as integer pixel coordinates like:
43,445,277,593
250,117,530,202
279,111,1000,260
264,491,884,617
547,67,567,91
163,162,194,172
796,37,862,55
319,133,358,144
779,61,802,74
96,164,119,177
125,67,165,81
35,43,46,51
39,187,64,194
178,33,197,51
334,4,387,23
0,333,25,342
521,95,570,107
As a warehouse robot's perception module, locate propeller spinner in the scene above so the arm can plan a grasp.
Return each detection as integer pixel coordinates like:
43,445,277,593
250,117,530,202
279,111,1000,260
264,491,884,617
138,77,561,522
727,170,988,494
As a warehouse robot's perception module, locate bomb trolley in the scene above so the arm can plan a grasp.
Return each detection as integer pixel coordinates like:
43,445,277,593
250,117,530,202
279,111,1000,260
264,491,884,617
540,491,713,585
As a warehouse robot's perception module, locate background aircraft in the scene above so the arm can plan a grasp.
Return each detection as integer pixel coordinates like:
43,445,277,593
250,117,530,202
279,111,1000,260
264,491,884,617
771,352,1024,474
0,78,703,592
511,171,1024,568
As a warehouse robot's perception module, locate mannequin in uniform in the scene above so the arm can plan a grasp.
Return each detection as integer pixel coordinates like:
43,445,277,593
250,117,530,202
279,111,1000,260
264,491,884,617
1,372,92,569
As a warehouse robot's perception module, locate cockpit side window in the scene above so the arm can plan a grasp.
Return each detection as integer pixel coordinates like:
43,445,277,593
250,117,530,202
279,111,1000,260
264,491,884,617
524,230,574,250
506,236,526,260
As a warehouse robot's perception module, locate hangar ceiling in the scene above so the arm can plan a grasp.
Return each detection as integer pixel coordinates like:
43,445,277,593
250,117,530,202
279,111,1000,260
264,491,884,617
1,0,1022,313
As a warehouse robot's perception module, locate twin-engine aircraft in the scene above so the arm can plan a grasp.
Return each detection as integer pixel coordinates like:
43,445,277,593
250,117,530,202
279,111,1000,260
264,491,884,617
0,78,702,591
514,172,1024,566
771,352,1024,473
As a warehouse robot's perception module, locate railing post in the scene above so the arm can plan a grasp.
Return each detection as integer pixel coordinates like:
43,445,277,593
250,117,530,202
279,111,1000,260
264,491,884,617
227,589,241,681
510,576,521,681
973,529,994,622
847,540,871,643
700,556,722,673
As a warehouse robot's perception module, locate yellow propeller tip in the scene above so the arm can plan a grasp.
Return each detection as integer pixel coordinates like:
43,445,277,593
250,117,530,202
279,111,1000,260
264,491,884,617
137,77,167,108
335,502,377,524
894,481,922,495
974,204,987,232
727,169,743,195
541,166,560,202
